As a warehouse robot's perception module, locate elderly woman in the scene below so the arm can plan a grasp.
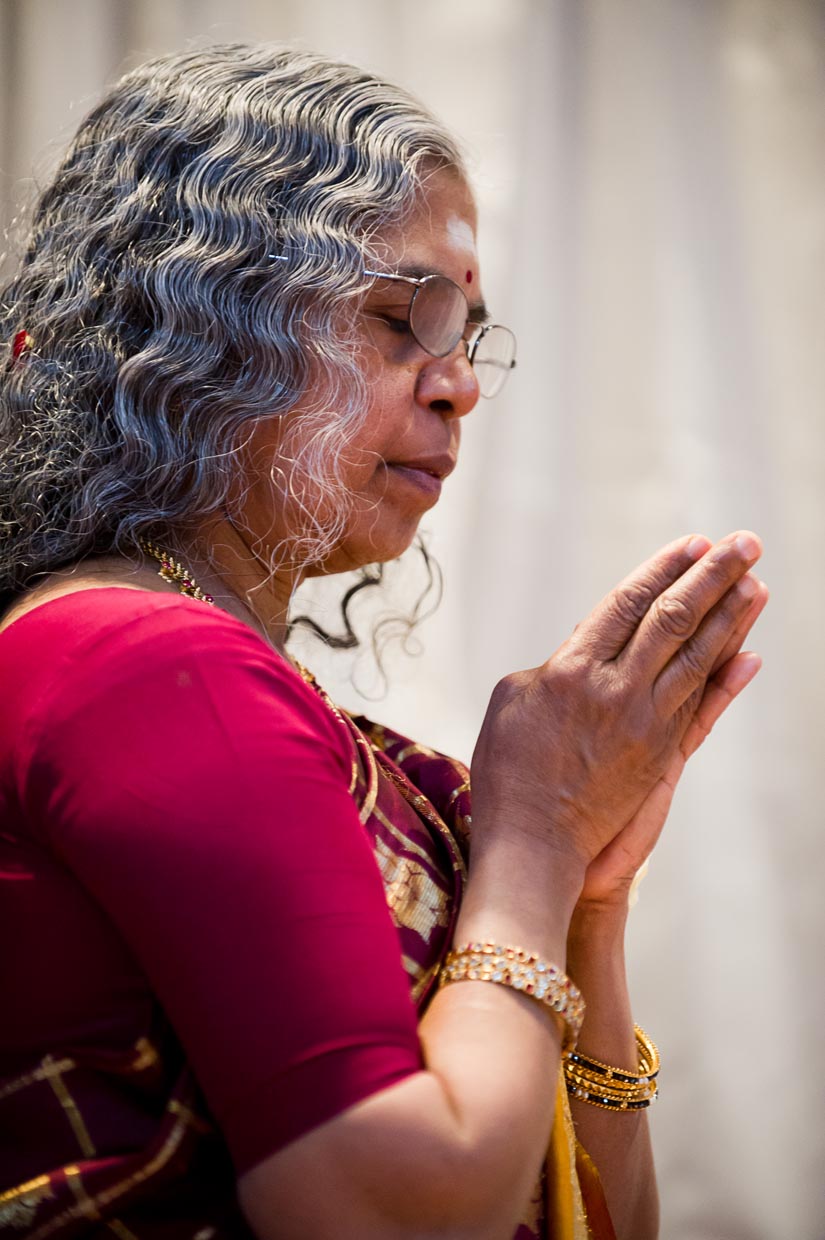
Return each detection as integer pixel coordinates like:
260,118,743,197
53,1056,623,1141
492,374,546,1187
0,44,765,1240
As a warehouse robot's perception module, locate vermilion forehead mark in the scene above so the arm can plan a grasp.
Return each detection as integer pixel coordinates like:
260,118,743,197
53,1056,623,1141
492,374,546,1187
466,270,473,284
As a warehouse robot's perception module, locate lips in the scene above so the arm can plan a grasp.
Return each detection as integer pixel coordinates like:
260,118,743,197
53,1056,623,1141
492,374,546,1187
384,456,455,502
386,453,457,481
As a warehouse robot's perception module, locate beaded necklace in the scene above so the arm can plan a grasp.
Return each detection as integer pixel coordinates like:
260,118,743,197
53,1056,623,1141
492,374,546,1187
139,539,215,604
137,537,376,807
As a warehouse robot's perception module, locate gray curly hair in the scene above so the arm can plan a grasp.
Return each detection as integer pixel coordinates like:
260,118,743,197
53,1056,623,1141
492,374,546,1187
0,43,466,608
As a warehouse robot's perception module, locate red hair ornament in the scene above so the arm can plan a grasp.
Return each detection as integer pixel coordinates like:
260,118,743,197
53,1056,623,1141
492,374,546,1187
11,330,34,368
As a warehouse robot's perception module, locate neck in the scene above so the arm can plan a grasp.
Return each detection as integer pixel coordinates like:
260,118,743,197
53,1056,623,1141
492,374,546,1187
179,517,303,654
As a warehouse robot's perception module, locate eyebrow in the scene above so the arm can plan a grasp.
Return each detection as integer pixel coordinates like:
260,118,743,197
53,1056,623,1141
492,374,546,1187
386,264,490,324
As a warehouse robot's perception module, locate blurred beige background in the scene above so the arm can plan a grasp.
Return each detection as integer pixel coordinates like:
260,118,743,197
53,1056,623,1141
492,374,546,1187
2,1,823,1236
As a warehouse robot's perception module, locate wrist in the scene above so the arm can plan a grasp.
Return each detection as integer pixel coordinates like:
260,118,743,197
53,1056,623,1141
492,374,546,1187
568,899,629,953
458,830,585,966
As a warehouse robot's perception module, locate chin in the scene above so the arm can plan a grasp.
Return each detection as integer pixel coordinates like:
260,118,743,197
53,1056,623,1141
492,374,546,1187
310,525,421,577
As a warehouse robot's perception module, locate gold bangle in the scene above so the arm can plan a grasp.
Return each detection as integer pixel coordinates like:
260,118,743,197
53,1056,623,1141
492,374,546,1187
565,1084,657,1111
564,1024,660,1111
567,1025,660,1082
439,942,585,1052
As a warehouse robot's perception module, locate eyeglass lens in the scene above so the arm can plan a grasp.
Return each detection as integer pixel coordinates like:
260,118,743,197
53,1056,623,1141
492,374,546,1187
409,276,468,358
470,325,517,399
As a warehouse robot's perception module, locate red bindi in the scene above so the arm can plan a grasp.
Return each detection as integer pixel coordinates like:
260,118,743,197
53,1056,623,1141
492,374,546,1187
465,270,473,284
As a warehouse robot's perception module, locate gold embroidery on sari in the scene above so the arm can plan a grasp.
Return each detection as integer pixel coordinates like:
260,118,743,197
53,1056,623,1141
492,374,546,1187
168,1097,214,1134
401,953,425,981
376,767,468,881
130,1037,159,1071
341,718,379,823
444,779,470,810
401,956,442,1003
293,669,376,818
365,722,388,750
375,837,449,943
93,1098,196,1205
0,1055,76,1102
392,741,437,764
43,1056,96,1158
64,1168,101,1223
25,1095,196,1240
351,728,379,821
106,1221,140,1240
0,1177,54,1230
409,960,441,1003
373,805,438,868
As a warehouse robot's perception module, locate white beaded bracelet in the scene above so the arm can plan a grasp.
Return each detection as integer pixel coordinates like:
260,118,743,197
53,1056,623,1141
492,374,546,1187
439,941,585,1052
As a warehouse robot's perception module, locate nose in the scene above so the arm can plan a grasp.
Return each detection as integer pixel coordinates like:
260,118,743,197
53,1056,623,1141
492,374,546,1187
414,344,480,419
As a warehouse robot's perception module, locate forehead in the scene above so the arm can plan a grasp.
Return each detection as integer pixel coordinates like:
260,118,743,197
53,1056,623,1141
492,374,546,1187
371,170,479,280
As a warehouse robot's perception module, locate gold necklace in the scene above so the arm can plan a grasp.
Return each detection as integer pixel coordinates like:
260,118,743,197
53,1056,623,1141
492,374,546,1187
138,536,309,682
139,539,215,604
136,543,448,840
137,537,379,810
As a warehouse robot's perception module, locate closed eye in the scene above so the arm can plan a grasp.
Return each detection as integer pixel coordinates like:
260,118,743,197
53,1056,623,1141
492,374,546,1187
365,305,413,335
380,316,412,335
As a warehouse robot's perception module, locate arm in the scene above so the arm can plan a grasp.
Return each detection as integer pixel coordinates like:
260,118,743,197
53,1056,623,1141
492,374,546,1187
564,584,767,1239
241,532,766,1239
240,836,585,1240
566,903,658,1240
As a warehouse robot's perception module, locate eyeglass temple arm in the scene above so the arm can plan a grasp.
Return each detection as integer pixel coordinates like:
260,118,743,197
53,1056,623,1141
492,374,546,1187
362,269,422,287
268,257,422,289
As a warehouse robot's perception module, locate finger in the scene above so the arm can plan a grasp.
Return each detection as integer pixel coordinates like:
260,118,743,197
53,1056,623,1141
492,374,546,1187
654,574,767,714
710,580,769,675
620,530,762,680
572,533,711,661
680,651,762,761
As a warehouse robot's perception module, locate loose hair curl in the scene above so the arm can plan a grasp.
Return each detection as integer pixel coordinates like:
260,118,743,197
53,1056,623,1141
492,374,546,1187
0,43,465,613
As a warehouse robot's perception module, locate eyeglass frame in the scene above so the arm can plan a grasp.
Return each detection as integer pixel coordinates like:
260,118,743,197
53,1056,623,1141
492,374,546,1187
362,270,517,393
268,254,517,396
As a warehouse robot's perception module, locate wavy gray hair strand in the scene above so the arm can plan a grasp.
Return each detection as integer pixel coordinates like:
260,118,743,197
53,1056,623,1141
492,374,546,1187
0,43,466,607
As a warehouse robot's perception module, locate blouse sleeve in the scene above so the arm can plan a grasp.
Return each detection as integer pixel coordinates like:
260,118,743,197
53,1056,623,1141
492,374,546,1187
19,593,423,1174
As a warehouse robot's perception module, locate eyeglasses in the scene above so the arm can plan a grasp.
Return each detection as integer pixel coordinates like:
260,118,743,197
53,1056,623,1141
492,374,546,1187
268,254,517,400
363,269,517,399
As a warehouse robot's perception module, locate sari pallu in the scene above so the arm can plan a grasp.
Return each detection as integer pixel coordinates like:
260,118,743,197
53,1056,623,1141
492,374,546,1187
0,697,614,1240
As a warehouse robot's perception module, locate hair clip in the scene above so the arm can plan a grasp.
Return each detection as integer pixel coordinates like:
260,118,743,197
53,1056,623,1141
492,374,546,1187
11,330,34,367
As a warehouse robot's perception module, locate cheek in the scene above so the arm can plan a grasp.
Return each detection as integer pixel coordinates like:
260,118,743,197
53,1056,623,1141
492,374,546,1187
346,402,418,480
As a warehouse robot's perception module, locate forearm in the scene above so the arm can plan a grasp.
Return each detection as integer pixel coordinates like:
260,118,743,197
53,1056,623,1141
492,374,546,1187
240,835,587,1240
566,903,659,1240
413,828,587,1230
414,978,567,1235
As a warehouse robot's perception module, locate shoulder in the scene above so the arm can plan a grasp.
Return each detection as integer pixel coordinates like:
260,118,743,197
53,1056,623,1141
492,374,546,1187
2,583,282,674
0,585,273,687
2,588,355,793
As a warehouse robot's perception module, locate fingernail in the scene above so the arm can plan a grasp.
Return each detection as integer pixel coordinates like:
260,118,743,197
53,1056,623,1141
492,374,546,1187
735,532,761,561
738,575,759,601
735,652,762,687
687,535,710,559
